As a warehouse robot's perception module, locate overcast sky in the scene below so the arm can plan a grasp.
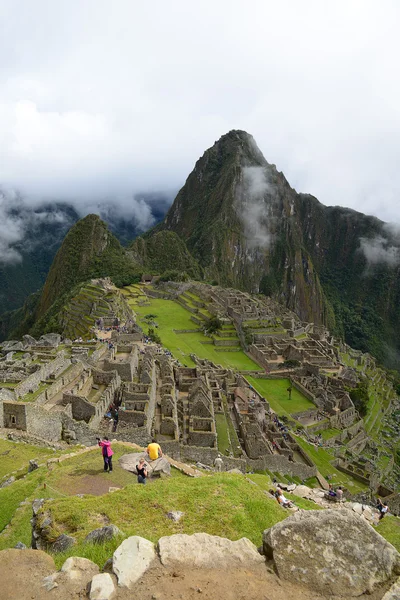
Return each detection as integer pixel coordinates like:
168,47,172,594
1,0,400,224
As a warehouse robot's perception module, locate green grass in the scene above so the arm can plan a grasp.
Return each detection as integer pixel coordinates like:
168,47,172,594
0,439,62,480
294,436,368,493
40,473,288,568
247,474,323,511
247,377,315,417
375,516,400,552
128,296,260,370
20,382,49,402
215,413,231,454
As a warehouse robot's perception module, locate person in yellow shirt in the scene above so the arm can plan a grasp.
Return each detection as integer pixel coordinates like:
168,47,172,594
147,438,163,460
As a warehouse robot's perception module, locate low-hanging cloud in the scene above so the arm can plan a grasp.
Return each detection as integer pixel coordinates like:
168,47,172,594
0,186,172,264
235,166,274,248
359,236,400,266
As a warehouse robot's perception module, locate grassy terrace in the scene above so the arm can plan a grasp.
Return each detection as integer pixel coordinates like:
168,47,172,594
125,292,260,371
294,435,368,494
246,377,314,418
0,441,398,568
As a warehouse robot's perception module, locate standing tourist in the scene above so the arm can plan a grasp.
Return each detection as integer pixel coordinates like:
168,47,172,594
97,436,114,472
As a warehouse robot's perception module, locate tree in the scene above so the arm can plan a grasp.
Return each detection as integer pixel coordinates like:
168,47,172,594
147,327,161,344
204,316,222,335
348,379,369,417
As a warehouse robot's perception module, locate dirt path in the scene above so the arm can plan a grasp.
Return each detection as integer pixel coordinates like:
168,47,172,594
0,550,392,600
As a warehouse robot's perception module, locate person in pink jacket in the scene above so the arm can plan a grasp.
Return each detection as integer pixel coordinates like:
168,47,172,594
96,436,114,472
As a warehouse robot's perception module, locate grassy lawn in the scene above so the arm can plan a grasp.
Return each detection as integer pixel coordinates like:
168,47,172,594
375,516,400,552
0,439,64,480
247,377,314,417
128,296,259,371
36,473,288,568
215,413,231,454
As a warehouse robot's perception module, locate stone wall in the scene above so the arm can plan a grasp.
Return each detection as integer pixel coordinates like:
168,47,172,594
36,363,84,407
14,353,70,398
247,454,317,479
3,401,27,430
25,405,63,442
88,344,108,364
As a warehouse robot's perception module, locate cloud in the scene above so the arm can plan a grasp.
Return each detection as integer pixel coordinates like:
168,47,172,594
359,236,400,266
0,1,400,225
235,166,274,248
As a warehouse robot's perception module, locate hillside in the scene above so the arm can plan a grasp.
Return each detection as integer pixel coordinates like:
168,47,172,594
152,130,400,369
128,230,202,279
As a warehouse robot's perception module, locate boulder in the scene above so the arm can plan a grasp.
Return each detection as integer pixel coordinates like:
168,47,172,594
85,525,122,545
263,509,400,596
23,335,37,347
51,534,76,553
158,533,265,569
90,573,116,600
113,536,156,588
28,459,39,473
1,476,15,488
119,452,171,477
382,577,400,600
14,542,27,549
291,485,312,498
60,556,99,582
39,333,62,347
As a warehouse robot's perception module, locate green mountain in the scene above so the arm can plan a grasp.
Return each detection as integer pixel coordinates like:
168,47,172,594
128,230,202,279
153,130,400,369
0,214,140,339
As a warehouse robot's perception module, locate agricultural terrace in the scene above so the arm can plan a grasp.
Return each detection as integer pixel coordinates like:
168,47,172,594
123,286,260,371
246,377,315,418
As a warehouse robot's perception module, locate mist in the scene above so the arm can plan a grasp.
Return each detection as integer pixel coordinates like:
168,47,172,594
235,166,274,248
1,1,400,226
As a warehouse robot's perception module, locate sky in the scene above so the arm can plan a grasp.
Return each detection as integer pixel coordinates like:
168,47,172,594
1,0,400,229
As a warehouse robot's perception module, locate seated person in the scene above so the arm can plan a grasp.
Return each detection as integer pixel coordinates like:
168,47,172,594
277,490,293,508
146,439,163,460
328,484,337,497
335,486,343,501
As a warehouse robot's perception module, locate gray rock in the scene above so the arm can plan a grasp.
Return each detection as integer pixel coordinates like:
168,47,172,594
102,558,114,573
113,536,156,588
90,573,116,600
287,484,297,491
1,476,15,488
28,459,39,472
85,525,122,545
291,484,312,498
382,577,400,600
14,541,27,549
119,452,171,477
39,333,62,347
42,573,59,591
32,499,45,516
166,511,184,522
51,534,76,553
23,334,37,346
227,468,243,475
158,533,265,569
60,556,99,582
263,509,400,596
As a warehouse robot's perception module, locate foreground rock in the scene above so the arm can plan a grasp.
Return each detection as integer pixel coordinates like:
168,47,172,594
158,533,265,568
85,524,122,544
382,576,400,600
90,573,116,600
263,509,400,596
113,535,156,588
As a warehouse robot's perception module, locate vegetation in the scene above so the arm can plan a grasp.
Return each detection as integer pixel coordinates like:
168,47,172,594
348,378,369,417
128,294,259,370
247,377,315,417
204,315,222,335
